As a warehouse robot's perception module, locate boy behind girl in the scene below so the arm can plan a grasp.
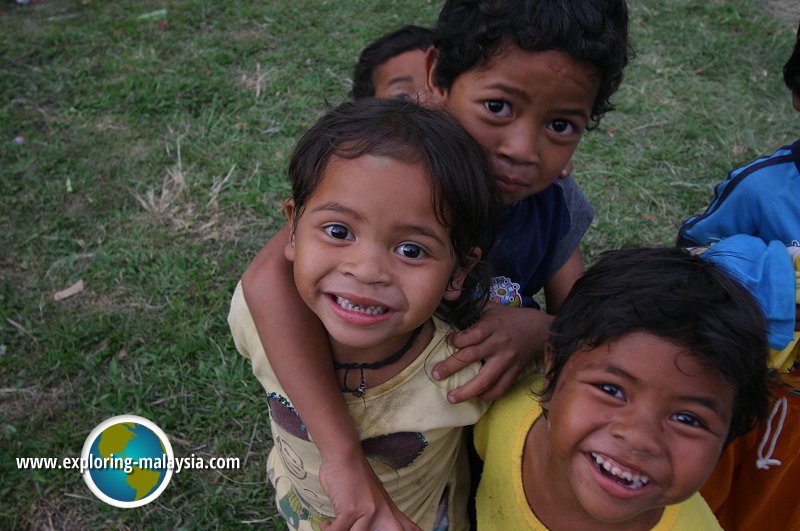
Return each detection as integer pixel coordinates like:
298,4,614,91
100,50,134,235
351,24,432,100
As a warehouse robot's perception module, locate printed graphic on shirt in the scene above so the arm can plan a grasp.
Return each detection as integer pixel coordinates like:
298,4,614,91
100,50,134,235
488,276,522,307
268,392,428,468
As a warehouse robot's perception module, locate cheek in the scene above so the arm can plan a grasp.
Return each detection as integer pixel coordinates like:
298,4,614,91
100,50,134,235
545,401,592,455
676,438,726,488
542,145,576,175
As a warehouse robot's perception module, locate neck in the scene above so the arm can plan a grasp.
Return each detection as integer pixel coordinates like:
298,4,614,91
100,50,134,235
331,320,433,396
330,321,428,366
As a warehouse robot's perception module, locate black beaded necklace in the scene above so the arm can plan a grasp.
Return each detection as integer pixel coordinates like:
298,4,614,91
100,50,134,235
333,325,424,398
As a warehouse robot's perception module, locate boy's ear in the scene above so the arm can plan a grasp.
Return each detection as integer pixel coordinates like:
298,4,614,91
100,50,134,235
443,247,482,301
425,47,447,107
540,341,556,404
543,341,555,376
793,91,800,112
283,199,297,262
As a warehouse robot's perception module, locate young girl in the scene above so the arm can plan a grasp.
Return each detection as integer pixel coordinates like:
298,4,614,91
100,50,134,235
228,98,496,530
475,247,771,530
238,2,633,526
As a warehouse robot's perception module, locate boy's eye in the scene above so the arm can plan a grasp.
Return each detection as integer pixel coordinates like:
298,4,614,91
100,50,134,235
324,224,352,240
550,119,576,135
671,412,706,429
597,383,624,400
395,243,426,259
485,100,511,117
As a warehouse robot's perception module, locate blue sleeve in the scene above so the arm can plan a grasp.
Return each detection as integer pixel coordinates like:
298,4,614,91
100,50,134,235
700,235,796,350
548,176,594,278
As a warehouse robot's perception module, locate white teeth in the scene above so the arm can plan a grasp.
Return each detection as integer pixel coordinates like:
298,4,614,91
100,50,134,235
591,453,650,489
335,296,388,315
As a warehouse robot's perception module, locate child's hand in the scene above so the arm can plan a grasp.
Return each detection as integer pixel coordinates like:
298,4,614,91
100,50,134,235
432,304,553,403
319,452,421,531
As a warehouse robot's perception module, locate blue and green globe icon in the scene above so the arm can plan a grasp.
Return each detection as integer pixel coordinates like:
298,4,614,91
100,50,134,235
81,415,174,508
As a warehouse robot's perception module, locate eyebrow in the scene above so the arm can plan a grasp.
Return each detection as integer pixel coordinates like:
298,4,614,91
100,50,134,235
486,82,531,102
485,82,590,119
387,76,414,87
310,201,449,246
311,201,360,218
598,362,725,415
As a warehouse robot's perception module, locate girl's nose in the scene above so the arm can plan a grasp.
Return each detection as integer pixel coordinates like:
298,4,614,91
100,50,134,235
340,243,392,285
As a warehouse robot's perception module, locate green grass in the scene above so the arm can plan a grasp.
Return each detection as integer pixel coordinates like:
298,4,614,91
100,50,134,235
1,0,797,528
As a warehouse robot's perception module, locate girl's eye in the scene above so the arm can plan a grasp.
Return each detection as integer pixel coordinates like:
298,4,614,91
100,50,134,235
550,119,576,135
324,224,352,240
485,100,511,117
597,383,624,400
671,412,705,428
395,243,426,259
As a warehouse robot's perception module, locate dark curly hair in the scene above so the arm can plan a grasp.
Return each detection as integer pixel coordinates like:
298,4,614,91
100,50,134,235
542,247,770,444
431,0,633,129
351,25,433,100
289,98,497,329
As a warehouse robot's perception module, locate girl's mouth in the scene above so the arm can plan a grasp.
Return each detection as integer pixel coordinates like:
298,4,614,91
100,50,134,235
335,295,388,315
590,452,651,490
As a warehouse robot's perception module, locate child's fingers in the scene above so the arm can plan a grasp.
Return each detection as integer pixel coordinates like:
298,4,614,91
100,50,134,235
320,455,420,531
432,342,484,381
478,363,519,402
445,351,519,403
446,323,490,349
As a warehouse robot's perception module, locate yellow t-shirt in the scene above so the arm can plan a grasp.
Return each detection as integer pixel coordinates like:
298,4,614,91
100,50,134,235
474,373,722,530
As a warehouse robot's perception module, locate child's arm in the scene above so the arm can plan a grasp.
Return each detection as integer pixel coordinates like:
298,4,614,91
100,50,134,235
432,249,583,403
241,227,419,531
543,248,584,314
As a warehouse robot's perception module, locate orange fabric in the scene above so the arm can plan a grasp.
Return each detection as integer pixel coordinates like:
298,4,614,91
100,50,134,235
700,384,800,530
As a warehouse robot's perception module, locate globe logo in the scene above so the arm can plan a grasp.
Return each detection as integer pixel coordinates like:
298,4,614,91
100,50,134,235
81,415,174,508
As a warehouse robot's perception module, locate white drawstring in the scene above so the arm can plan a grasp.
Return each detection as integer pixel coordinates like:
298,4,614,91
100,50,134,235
756,397,788,470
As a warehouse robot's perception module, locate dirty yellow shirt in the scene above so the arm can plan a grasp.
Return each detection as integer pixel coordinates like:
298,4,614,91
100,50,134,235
228,282,488,530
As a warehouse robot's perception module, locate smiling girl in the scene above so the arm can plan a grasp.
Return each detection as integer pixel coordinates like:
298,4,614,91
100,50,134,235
229,98,497,530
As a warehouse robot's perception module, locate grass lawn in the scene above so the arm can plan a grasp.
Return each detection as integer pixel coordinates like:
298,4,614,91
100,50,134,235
1,0,798,528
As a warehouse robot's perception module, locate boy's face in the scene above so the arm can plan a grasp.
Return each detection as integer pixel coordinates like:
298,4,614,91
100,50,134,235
427,44,598,205
284,154,467,357
536,331,733,527
373,48,430,101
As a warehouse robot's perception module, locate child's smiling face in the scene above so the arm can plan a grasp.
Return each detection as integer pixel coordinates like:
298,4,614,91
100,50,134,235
429,43,599,205
284,154,465,361
530,331,733,528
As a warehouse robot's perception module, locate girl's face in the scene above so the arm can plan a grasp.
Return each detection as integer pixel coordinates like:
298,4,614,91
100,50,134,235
284,154,468,361
529,331,733,528
427,43,599,205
